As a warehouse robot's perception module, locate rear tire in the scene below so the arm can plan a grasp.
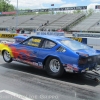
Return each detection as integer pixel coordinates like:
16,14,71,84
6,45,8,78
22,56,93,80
3,50,12,63
45,57,64,77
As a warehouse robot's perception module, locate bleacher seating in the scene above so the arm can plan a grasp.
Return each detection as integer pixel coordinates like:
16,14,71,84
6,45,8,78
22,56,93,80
0,13,85,30
0,16,12,24
18,14,67,29
0,15,38,28
71,13,100,32
44,13,85,30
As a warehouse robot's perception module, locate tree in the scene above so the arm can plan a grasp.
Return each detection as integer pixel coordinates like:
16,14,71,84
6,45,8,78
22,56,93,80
73,10,82,14
87,9,94,15
0,0,15,12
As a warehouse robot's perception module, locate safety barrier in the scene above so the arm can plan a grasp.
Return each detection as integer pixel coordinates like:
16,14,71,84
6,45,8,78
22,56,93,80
0,32,99,46
71,37,87,44
70,37,100,46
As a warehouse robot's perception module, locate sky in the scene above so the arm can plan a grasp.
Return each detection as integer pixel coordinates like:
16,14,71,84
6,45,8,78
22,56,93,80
10,0,100,10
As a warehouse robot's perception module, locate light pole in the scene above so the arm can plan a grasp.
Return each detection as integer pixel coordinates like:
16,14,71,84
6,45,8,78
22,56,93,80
51,4,54,14
16,0,18,29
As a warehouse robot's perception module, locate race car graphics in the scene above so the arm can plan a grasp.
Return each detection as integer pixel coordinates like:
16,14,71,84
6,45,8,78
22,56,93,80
0,43,43,68
64,64,79,72
0,43,13,57
9,45,36,62
0,34,100,77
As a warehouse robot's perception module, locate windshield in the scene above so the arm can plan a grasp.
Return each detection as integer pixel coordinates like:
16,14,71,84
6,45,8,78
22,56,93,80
61,39,91,50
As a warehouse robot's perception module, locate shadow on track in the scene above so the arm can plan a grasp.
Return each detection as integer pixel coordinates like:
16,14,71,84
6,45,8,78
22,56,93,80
0,62,99,87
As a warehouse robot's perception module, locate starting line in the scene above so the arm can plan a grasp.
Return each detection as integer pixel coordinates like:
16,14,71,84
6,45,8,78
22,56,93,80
0,90,33,100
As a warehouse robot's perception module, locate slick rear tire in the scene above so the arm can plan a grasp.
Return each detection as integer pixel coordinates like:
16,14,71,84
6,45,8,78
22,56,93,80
45,57,64,77
3,50,12,63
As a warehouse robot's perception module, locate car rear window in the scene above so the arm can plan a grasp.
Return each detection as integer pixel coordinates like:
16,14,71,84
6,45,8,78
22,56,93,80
61,39,91,50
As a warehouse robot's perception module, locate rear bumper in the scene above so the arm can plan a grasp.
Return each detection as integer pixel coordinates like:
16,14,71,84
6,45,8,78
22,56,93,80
78,63,97,73
64,63,98,73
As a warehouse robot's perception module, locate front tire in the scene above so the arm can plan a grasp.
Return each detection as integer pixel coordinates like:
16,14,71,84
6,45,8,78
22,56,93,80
45,57,64,77
3,50,12,63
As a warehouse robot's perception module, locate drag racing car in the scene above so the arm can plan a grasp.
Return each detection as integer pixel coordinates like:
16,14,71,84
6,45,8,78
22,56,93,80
0,35,100,77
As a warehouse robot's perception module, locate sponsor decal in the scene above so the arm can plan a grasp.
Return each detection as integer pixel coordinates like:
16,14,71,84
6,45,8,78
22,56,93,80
71,37,82,42
31,6,87,12
81,70,85,72
68,37,87,44
33,62,38,66
14,58,20,61
36,31,64,36
73,64,78,71
73,32,100,38
28,38,41,47
0,34,17,38
64,64,78,72
2,11,16,15
73,67,78,71
13,58,43,68
85,67,89,71
32,39,41,43
65,64,73,72
81,67,89,72
38,62,43,67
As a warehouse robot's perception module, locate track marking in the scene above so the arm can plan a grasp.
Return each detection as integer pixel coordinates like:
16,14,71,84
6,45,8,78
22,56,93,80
0,90,34,100
0,90,5,93
75,92,77,98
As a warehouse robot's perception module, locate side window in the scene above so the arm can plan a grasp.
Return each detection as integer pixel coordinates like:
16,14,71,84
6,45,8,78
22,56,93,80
42,40,56,49
22,37,41,47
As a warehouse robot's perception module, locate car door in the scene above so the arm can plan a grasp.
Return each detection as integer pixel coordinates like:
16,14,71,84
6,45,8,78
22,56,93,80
11,37,42,67
37,39,57,63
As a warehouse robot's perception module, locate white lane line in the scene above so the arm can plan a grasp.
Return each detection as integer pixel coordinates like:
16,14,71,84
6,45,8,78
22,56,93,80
0,90,5,93
0,90,34,100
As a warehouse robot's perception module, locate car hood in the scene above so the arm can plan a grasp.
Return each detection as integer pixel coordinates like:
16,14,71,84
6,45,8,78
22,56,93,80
75,49,100,56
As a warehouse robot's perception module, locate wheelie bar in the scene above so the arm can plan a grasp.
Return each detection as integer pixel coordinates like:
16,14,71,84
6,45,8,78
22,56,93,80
84,71,100,83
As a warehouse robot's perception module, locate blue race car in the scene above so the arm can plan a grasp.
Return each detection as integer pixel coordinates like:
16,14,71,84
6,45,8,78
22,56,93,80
0,35,100,77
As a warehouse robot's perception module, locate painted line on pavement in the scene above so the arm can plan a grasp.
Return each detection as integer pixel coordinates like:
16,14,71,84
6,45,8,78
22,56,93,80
0,90,34,100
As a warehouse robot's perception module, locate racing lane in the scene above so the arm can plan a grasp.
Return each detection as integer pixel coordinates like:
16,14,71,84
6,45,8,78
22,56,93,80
0,56,100,100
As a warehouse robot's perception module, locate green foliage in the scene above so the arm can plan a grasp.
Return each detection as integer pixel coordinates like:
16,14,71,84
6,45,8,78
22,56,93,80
0,0,14,12
73,10,82,14
87,8,94,15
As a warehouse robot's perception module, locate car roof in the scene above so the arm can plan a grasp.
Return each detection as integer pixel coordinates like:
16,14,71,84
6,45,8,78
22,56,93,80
33,35,70,41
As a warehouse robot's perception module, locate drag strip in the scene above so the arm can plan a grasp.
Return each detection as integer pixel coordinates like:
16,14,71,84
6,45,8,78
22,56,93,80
0,56,100,100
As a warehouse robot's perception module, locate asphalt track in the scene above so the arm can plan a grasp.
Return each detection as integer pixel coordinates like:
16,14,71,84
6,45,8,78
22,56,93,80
0,56,100,100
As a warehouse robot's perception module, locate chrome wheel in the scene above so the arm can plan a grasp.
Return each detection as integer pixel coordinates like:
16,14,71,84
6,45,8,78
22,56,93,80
49,59,60,73
45,57,64,77
3,51,11,62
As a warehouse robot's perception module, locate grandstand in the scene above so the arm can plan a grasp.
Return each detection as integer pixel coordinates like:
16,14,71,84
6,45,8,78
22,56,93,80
18,14,66,29
0,16,12,24
0,15,38,28
0,13,85,31
70,13,100,32
2,12,100,33
43,13,84,30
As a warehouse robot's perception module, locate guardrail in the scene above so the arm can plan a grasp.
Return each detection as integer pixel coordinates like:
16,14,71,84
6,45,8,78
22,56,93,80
69,37,100,46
